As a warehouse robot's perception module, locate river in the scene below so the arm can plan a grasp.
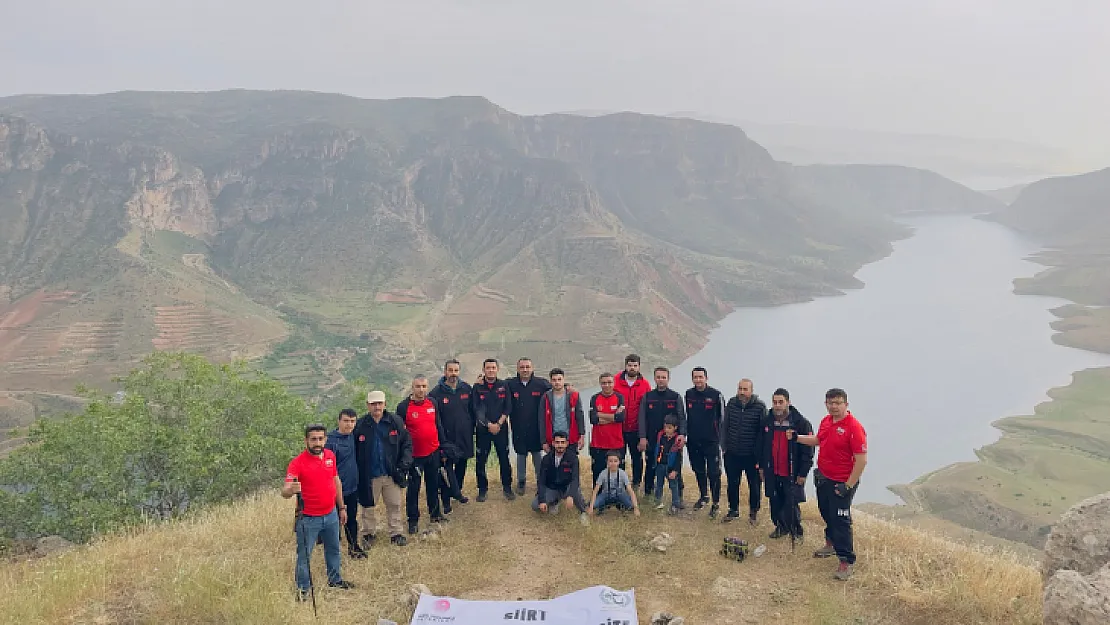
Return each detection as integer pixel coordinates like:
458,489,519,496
672,214,1110,504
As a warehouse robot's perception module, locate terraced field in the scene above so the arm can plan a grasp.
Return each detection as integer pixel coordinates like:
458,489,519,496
263,354,323,396
152,305,236,352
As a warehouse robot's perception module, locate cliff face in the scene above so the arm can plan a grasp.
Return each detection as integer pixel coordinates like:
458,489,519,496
0,91,997,391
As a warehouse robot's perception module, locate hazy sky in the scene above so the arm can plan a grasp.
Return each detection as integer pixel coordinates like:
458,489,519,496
3,0,1107,155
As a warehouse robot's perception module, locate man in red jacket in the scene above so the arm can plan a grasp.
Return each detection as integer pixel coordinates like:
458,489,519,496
396,375,449,535
588,373,626,486
614,354,651,490
542,368,585,451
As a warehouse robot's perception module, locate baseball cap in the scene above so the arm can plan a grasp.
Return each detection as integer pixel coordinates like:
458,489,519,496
366,390,386,404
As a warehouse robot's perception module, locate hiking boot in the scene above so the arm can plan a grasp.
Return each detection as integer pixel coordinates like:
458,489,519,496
814,542,837,558
769,527,787,539
360,533,377,550
515,482,526,496
442,502,453,515
709,503,720,519
348,547,368,560
430,515,449,524
667,505,679,516
476,490,488,503
328,580,356,590
748,510,759,526
390,534,407,546
456,494,470,504
503,488,517,501
693,496,709,511
723,509,740,522
407,521,418,535
672,500,686,510
835,561,855,581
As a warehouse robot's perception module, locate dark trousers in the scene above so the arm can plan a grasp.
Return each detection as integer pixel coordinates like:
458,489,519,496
643,436,659,495
816,472,858,564
768,475,803,535
589,447,624,486
724,453,761,514
342,491,362,550
686,439,721,502
439,458,468,507
622,431,644,486
406,453,442,523
475,428,512,492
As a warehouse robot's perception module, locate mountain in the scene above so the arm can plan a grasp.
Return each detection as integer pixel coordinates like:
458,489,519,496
0,90,993,396
984,183,1028,205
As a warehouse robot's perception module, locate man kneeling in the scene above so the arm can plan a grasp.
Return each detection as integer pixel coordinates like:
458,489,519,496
532,432,588,522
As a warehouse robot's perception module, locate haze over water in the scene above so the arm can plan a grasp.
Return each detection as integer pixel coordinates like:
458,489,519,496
674,214,1110,504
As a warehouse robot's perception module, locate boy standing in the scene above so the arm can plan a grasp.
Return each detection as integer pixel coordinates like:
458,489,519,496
588,451,641,516
653,415,685,514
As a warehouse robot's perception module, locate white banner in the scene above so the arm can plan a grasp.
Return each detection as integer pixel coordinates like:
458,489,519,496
411,585,638,624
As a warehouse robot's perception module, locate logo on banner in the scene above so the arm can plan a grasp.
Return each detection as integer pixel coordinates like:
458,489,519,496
599,588,631,607
435,599,451,612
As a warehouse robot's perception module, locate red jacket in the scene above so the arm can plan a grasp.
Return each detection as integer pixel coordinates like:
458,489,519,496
614,372,651,433
542,389,585,447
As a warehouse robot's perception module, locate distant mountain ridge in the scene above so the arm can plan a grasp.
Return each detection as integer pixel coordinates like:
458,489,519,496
1,90,999,395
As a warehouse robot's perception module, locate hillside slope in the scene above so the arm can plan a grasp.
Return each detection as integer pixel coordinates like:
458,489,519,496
0,477,1039,625
1,91,999,396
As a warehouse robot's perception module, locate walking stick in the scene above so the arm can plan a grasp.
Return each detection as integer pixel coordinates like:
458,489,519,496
787,429,798,554
294,479,318,618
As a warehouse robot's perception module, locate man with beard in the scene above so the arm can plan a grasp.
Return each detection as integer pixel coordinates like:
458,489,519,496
614,354,651,490
721,378,767,524
353,391,412,548
685,367,725,519
532,431,588,521
507,357,552,496
637,366,686,498
283,423,355,600
428,359,475,511
759,388,813,540
789,388,868,581
471,358,515,501
542,368,586,451
325,408,367,559
396,375,449,534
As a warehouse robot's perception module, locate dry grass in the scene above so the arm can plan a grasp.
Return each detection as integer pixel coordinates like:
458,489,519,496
0,467,1042,625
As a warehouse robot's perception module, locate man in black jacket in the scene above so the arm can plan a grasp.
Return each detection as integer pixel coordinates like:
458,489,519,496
353,390,413,547
531,431,587,519
637,366,686,498
685,367,725,519
428,359,475,511
721,378,767,524
507,357,552,496
471,358,515,501
759,388,813,540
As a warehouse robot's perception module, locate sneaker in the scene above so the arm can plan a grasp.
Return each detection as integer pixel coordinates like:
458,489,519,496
693,496,709,511
348,547,368,560
769,527,787,539
579,512,590,526
515,482,526,496
667,505,679,516
407,521,418,535
655,500,666,510
457,495,470,504
360,533,377,550
835,561,854,581
709,503,720,519
814,542,836,558
390,534,407,546
296,588,311,602
476,490,488,503
503,489,517,501
748,510,759,526
328,580,356,590
723,510,740,522
442,502,453,515
430,515,449,524
672,501,686,510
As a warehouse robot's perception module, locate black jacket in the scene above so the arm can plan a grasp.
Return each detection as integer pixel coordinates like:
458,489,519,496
721,394,767,457
353,410,413,507
427,378,476,458
758,406,814,493
471,378,512,429
685,385,725,443
536,449,581,496
507,375,552,453
638,388,687,440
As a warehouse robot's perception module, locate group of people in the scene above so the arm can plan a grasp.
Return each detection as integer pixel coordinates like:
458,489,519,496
281,354,869,598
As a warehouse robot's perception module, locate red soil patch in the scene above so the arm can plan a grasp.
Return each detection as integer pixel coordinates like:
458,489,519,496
374,288,430,304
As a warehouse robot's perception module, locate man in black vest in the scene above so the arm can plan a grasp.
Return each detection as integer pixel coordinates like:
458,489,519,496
637,366,687,498
721,378,767,524
471,358,514,501
685,366,725,519
507,357,552,496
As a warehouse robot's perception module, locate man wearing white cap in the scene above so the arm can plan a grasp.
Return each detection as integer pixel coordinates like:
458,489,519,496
353,390,413,547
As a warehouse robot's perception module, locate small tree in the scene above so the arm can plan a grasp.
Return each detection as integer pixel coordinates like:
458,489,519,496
0,352,315,543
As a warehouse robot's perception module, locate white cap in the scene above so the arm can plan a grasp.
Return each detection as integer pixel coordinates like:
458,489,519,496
366,390,386,404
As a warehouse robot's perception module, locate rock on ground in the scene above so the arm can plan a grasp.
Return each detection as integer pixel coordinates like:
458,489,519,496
1043,491,1110,580
650,532,675,552
1043,564,1110,625
650,611,685,625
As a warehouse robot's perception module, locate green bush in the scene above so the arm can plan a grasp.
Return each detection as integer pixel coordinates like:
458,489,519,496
0,352,315,543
